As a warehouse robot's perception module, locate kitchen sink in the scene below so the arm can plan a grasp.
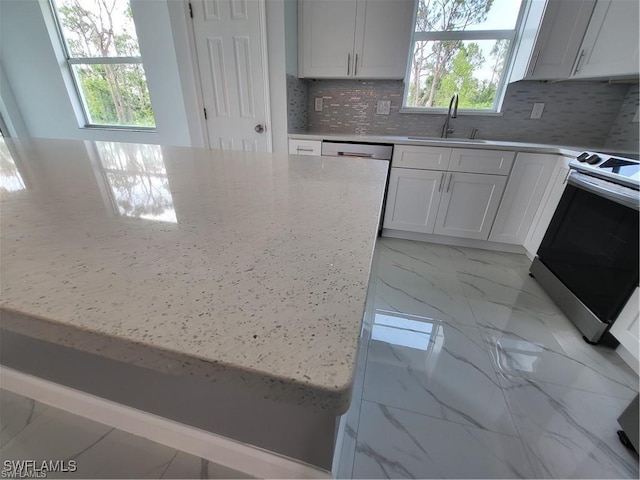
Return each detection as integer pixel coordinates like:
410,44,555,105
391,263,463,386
406,136,490,144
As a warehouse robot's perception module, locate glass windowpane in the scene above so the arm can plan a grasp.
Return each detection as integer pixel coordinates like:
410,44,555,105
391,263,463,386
72,63,156,127
53,0,141,57
406,39,511,109
415,0,523,32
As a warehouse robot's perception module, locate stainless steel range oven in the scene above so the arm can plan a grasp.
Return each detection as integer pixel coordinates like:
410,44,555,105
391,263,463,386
530,152,640,344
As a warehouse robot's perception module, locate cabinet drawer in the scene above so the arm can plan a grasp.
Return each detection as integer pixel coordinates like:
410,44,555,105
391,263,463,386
392,145,452,170
289,139,322,156
449,149,515,175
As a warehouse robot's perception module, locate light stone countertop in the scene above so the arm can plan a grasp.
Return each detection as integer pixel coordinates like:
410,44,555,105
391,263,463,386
0,138,389,413
288,132,595,158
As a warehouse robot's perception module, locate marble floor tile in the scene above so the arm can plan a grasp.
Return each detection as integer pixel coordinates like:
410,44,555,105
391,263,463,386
373,250,477,327
352,400,534,479
334,343,369,479
0,389,48,447
480,319,636,400
362,311,518,436
0,407,114,469
498,374,639,479
62,429,177,479
161,451,253,479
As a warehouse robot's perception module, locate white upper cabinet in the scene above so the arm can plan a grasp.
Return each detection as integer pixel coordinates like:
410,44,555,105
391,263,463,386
298,0,414,79
571,0,640,79
523,0,596,80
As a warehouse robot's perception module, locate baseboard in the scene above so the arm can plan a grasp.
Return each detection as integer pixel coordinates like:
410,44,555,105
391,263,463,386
381,229,527,254
0,367,330,479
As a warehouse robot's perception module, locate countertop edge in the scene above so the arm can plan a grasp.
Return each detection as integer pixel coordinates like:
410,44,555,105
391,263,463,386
288,133,589,157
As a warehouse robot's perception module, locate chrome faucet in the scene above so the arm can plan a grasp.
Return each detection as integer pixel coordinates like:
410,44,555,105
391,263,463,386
441,94,459,138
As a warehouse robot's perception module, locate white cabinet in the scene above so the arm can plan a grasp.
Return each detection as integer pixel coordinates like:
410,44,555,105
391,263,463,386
383,168,444,233
611,288,640,374
298,0,414,79
392,145,452,170
448,149,515,175
490,153,556,245
384,145,513,241
433,173,507,240
572,0,640,79
523,0,596,80
288,139,322,156
523,155,572,256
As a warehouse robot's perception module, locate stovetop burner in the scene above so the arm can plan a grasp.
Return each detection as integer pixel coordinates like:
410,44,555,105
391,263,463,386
570,151,640,190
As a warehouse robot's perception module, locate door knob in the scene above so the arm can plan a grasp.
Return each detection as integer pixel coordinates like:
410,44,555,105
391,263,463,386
255,124,265,134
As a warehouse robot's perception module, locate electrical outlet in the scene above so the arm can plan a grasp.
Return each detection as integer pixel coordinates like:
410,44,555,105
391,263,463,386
530,103,545,119
376,100,391,115
314,97,323,112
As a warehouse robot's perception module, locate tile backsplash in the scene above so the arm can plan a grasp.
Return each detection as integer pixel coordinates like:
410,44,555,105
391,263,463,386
605,85,639,152
289,78,638,150
287,75,308,133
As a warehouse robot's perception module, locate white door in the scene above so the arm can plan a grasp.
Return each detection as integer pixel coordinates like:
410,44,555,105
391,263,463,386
434,172,507,240
191,0,272,151
383,168,445,233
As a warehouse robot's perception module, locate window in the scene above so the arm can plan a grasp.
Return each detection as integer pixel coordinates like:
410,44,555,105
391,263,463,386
50,0,156,128
404,0,524,112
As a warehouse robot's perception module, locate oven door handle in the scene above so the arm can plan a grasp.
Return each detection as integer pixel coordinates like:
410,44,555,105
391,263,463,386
568,173,640,211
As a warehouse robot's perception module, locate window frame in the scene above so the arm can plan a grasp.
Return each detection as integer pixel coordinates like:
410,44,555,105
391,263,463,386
401,1,527,114
48,0,156,130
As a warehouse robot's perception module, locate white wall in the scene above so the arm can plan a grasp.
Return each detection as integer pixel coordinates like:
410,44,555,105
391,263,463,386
266,0,288,153
0,0,193,146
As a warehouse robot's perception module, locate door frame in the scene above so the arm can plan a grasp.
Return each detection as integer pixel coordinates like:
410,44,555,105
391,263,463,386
185,0,273,152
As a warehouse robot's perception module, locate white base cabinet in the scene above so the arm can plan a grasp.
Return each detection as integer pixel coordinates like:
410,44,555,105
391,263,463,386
434,173,507,240
611,288,639,373
523,155,572,256
288,139,322,156
383,168,444,233
490,152,556,245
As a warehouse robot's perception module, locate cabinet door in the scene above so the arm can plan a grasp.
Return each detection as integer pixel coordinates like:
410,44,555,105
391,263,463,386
299,0,357,78
288,139,322,156
434,173,507,240
610,288,640,370
353,0,414,79
526,0,596,80
489,153,556,245
448,149,515,175
573,0,640,79
523,156,571,256
383,168,445,233
392,146,452,170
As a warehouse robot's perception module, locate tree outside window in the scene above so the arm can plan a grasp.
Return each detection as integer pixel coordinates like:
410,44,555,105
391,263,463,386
51,0,156,128
404,0,523,111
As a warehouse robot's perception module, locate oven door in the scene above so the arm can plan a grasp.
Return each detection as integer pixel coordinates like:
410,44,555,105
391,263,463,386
538,173,639,324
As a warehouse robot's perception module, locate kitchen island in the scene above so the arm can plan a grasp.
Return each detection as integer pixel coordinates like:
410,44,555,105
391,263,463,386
0,138,389,470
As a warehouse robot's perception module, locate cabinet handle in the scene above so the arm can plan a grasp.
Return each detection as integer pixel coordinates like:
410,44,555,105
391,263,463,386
529,50,540,77
347,53,351,75
446,173,453,193
354,53,358,76
573,49,585,75
438,172,445,192
297,147,314,152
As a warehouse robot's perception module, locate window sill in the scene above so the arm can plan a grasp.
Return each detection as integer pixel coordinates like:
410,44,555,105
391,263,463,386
399,108,504,117
81,125,158,133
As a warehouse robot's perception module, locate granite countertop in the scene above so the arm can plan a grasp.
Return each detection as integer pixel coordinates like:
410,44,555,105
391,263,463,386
288,132,595,157
0,138,389,413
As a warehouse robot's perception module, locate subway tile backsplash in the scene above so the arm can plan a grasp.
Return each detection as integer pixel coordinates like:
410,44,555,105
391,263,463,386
287,75,308,133
288,78,638,151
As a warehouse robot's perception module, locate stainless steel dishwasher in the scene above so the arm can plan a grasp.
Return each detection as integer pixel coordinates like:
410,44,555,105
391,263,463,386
321,141,393,234
321,141,393,161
